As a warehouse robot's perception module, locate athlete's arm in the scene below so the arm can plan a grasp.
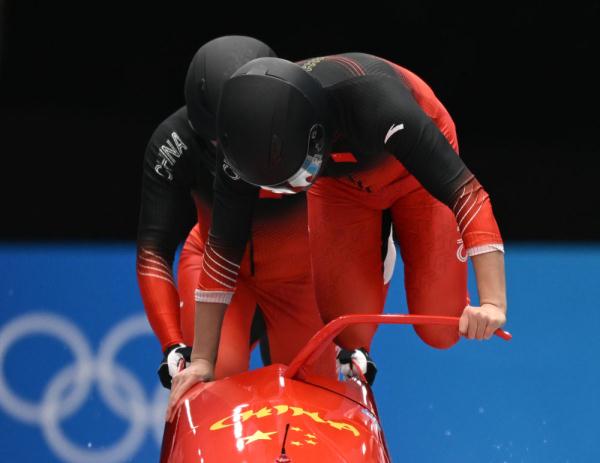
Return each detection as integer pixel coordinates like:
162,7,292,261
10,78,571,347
167,154,258,417
369,78,501,252
137,130,195,351
367,77,507,337
461,251,507,339
196,150,258,350
191,158,258,359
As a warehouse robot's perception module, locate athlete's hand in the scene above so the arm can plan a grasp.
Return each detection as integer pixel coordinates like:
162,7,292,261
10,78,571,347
459,304,506,340
165,358,214,422
337,347,378,385
158,344,192,389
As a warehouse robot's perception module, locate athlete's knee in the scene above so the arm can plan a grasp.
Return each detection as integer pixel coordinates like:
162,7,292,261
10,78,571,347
319,309,337,325
414,325,459,350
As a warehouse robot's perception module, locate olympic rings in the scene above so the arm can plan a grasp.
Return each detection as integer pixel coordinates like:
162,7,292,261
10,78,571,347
0,312,167,463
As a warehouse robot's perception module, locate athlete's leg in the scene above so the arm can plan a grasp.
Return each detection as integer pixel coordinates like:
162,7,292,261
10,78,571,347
307,178,386,351
391,187,468,349
249,306,271,366
253,271,336,379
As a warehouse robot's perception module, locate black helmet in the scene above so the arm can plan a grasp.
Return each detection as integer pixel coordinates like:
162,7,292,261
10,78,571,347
185,36,276,141
217,57,332,194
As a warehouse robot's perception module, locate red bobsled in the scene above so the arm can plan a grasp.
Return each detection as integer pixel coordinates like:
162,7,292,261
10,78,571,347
161,314,511,462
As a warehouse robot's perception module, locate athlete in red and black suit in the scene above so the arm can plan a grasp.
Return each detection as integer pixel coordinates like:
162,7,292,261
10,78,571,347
137,37,338,389
168,52,507,405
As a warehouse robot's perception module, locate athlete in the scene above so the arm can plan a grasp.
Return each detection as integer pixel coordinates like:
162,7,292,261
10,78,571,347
137,37,336,390
167,53,507,410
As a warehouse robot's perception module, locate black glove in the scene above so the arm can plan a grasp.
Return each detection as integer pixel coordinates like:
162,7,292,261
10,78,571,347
336,347,378,386
157,343,192,389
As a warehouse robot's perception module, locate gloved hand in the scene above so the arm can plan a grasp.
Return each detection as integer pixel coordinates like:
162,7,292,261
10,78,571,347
158,343,192,389
336,347,378,386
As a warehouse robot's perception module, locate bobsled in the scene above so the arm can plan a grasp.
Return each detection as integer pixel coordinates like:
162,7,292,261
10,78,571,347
161,314,511,462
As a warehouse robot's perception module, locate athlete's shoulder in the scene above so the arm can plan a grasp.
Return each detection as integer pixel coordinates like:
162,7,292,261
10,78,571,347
144,107,202,184
297,53,394,88
332,70,413,122
338,52,400,79
333,71,428,157
147,107,196,151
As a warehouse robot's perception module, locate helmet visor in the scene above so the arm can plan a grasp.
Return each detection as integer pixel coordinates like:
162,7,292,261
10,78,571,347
260,124,326,195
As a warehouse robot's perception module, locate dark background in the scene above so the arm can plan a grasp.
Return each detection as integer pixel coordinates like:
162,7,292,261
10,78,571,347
1,2,598,240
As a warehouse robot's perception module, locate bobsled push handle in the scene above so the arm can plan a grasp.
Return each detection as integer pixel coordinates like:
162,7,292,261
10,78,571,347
284,314,511,381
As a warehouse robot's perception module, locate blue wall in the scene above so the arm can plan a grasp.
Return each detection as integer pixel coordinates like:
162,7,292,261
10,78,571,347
1,244,598,462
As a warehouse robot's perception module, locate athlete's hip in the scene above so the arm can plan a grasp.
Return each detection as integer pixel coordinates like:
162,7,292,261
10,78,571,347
311,155,424,209
180,221,312,282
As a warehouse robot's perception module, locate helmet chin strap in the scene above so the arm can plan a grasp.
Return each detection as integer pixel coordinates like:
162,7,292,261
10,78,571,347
258,157,322,195
261,185,299,195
